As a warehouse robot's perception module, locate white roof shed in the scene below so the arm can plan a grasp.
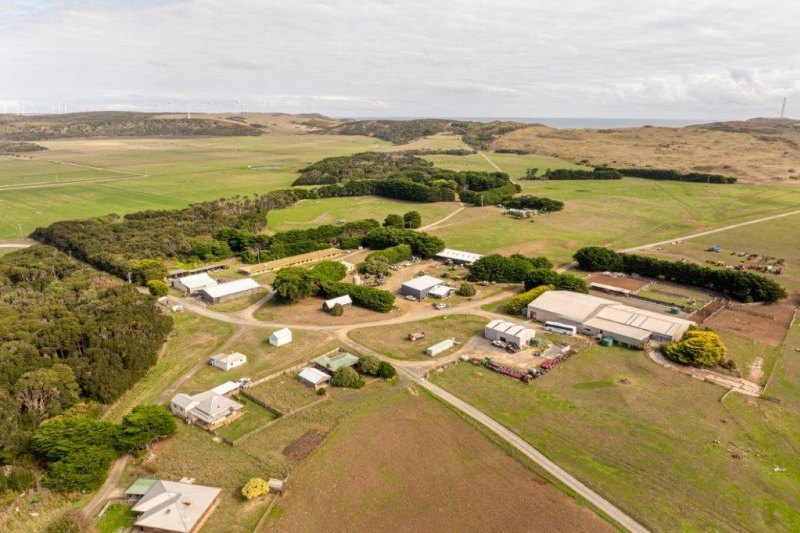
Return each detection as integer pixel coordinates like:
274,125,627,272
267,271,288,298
435,248,484,264
323,295,352,309
201,278,261,300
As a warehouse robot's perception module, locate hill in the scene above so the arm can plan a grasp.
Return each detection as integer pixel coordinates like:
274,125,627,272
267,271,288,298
326,118,530,148
492,118,800,183
0,112,265,140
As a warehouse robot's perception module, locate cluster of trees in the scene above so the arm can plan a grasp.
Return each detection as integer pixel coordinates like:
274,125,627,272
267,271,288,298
523,269,588,293
506,285,554,315
608,167,737,184
0,141,47,153
331,367,364,388
458,282,477,297
360,244,412,275
272,261,395,312
0,247,172,473
32,191,300,281
540,168,623,180
294,152,519,204
503,195,565,212
217,219,380,264
468,254,553,282
357,355,397,379
663,329,728,367
459,182,520,206
573,247,787,303
31,405,175,492
360,227,445,258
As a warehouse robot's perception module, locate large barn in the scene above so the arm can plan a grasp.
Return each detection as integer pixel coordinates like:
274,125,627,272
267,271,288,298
401,275,445,300
484,319,536,347
200,278,262,304
527,290,694,347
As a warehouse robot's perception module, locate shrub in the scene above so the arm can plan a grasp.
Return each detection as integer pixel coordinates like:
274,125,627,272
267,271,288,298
329,303,344,316
663,329,727,367
506,285,554,315
331,367,364,388
241,477,269,500
458,282,477,297
309,260,347,282
43,445,117,492
6,465,36,492
45,509,94,533
32,417,120,461
377,361,397,379
146,280,169,297
131,259,168,285
523,269,587,293
361,228,445,258
403,211,422,228
503,195,564,213
117,405,176,452
357,355,380,376
273,267,316,303
468,254,552,283
383,214,405,228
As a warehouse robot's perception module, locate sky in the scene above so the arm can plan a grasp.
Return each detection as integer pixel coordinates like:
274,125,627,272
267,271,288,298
0,0,798,119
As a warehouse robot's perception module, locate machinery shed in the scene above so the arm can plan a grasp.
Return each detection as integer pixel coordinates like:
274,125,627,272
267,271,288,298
484,319,535,347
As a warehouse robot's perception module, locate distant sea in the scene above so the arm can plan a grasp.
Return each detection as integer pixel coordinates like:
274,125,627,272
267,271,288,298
348,117,709,129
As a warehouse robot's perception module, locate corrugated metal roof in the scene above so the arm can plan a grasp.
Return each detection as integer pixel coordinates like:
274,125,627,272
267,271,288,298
201,278,261,298
435,248,483,263
402,275,444,291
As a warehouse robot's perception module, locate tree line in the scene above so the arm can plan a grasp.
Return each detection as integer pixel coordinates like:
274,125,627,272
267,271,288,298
574,247,786,303
503,195,565,212
606,167,737,184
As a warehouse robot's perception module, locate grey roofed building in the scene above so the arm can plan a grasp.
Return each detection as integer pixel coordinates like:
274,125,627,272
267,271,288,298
132,479,221,533
484,319,536,346
172,273,218,294
170,390,243,429
527,290,694,347
199,278,262,304
401,275,445,300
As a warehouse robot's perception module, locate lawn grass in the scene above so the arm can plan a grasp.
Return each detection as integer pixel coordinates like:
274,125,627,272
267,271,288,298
245,375,320,414
103,313,235,422
430,345,800,531
208,289,267,313
717,331,782,386
96,503,136,533
216,396,278,441
348,314,486,360
265,388,612,532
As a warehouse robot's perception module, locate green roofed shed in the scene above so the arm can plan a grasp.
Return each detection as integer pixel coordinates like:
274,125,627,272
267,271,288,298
313,352,359,373
125,477,160,498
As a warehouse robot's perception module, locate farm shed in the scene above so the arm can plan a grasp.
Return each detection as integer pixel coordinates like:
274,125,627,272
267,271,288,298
590,282,631,296
435,248,484,265
200,278,262,304
298,367,331,390
209,352,247,371
269,327,293,346
428,284,455,299
132,479,221,533
323,295,352,310
167,263,225,280
401,275,445,300
172,272,218,294
484,319,535,346
527,290,694,345
313,351,359,373
239,247,344,275
426,338,455,356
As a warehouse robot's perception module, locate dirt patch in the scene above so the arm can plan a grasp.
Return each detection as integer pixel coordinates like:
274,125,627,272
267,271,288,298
748,357,764,383
705,303,795,346
268,392,612,532
282,429,327,461
586,274,651,292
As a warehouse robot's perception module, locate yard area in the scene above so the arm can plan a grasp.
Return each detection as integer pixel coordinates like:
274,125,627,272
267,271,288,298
348,314,486,360
245,375,320,414
430,345,800,531
182,328,332,395
265,389,612,532
216,396,278,441
255,296,403,325
97,504,136,533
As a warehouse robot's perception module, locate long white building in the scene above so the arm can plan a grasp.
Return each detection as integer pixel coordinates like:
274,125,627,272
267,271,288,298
527,290,694,347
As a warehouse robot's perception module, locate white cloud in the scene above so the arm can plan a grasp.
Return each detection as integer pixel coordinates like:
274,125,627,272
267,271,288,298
0,0,798,118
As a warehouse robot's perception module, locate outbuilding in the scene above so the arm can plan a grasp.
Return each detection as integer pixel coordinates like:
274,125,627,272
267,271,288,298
209,352,247,371
313,351,360,373
199,278,262,304
435,248,484,265
484,319,535,347
428,284,455,299
322,295,352,310
298,367,331,390
269,327,292,347
173,272,218,294
425,338,455,356
401,275,445,300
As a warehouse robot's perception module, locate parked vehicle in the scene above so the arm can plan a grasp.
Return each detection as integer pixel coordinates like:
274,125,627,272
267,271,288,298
405,295,418,301
492,339,507,348
433,303,448,310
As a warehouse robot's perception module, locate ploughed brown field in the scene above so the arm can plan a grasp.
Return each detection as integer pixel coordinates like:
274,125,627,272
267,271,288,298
265,390,612,532
492,118,800,183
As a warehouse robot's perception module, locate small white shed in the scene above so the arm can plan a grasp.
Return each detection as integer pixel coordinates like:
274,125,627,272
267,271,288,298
269,328,293,347
209,352,247,371
323,295,352,310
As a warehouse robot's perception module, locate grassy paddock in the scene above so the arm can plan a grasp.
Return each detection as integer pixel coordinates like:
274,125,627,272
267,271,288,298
348,314,486,360
430,344,800,531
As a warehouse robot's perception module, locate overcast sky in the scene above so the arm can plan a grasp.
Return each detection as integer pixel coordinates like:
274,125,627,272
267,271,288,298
1,0,798,119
